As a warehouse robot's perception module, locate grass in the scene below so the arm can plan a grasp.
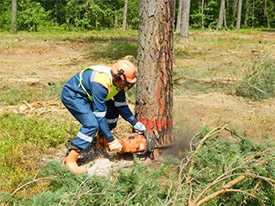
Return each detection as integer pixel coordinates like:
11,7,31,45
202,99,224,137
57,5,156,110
173,30,275,97
0,29,138,43
0,81,64,106
0,113,78,192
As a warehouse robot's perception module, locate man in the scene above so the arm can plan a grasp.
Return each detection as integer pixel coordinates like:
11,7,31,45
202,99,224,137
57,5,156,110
61,59,146,174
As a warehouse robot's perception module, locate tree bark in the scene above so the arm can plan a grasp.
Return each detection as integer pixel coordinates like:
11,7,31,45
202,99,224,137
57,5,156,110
201,0,205,29
176,0,183,33
180,0,191,40
122,0,128,30
223,0,227,29
217,0,225,30
252,0,255,28
233,0,238,18
244,0,249,27
264,0,270,28
136,0,174,145
11,0,17,33
236,0,243,30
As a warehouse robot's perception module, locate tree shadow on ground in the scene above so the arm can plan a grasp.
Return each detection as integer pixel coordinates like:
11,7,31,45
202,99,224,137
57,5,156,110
261,28,275,32
88,40,138,61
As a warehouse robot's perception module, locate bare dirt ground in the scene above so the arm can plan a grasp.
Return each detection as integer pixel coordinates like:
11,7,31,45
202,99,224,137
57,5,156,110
174,93,275,142
0,38,90,83
0,31,274,142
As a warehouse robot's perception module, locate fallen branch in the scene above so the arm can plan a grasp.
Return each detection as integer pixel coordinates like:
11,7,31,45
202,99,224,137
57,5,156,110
246,172,275,186
195,175,246,206
11,176,55,197
173,75,238,86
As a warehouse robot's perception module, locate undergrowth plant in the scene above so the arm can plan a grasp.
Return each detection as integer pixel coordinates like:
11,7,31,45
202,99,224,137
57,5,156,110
1,125,274,206
1,161,171,206
235,60,275,100
0,113,77,192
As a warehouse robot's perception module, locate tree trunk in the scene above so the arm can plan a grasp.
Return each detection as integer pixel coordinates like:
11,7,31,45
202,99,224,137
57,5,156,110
180,0,191,40
223,0,227,29
136,0,174,146
122,0,128,30
252,0,255,28
233,0,238,27
11,0,17,33
236,0,243,29
176,0,183,33
264,0,270,28
244,0,249,27
201,0,205,29
217,0,225,30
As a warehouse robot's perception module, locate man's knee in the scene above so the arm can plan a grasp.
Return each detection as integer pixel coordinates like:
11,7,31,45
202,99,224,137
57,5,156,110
70,121,99,151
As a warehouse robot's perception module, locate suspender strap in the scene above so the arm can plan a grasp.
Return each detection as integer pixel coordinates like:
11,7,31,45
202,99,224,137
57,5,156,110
79,69,93,102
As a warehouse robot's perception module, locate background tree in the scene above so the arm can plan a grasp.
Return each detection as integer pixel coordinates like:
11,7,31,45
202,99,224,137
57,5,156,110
11,0,17,32
201,0,205,28
136,0,174,146
217,0,226,29
0,0,274,31
180,0,191,40
122,0,128,30
264,0,271,28
176,0,183,33
236,0,243,29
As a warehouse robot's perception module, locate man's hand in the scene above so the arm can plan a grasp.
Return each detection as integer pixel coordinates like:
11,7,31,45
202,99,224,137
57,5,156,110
108,138,122,152
133,121,146,133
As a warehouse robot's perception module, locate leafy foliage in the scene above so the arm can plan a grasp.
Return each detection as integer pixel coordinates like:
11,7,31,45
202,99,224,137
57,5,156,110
1,0,275,31
0,0,139,31
17,0,50,31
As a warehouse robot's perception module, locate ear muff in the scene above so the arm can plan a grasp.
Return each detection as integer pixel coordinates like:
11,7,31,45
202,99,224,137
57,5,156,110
117,69,125,76
117,69,127,81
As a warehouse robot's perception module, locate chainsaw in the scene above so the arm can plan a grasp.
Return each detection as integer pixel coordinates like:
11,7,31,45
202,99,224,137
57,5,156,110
95,131,157,159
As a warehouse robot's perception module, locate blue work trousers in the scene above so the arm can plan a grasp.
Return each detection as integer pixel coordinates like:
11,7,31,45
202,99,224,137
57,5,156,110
61,82,119,151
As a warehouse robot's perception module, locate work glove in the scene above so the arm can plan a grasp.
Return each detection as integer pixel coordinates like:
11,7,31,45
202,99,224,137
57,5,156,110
133,121,146,133
108,138,122,152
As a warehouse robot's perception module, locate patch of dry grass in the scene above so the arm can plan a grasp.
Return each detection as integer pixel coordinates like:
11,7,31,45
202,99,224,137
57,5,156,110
174,31,275,89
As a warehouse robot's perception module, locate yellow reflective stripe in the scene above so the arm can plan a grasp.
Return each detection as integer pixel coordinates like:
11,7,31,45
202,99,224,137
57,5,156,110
79,69,93,101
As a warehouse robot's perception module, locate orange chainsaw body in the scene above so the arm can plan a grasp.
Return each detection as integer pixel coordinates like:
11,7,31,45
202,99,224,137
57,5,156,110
96,133,147,153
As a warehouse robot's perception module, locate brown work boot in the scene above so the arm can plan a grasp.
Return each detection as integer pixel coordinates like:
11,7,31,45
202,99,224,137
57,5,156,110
63,150,87,174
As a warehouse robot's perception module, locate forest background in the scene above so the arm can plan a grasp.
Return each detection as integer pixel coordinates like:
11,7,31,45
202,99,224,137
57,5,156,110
1,0,274,32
